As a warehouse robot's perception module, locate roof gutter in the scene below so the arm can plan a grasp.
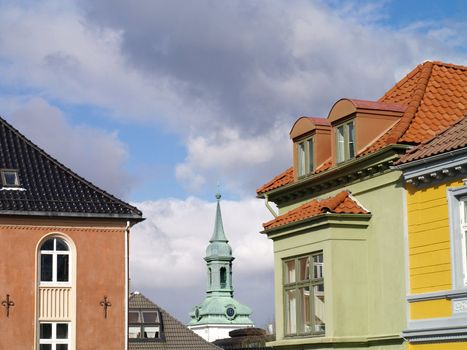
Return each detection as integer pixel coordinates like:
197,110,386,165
0,210,145,222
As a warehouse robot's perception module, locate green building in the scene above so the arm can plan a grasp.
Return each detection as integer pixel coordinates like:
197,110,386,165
256,61,467,349
188,193,254,342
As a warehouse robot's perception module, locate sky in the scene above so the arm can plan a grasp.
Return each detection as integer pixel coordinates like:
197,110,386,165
0,0,466,329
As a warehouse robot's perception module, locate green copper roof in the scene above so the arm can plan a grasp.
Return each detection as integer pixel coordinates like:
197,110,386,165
209,192,228,243
189,192,253,327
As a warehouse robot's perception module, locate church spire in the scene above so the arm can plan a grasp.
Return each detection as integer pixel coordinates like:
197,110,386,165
209,191,228,243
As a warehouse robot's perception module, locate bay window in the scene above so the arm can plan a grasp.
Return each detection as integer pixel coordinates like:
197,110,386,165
284,252,325,336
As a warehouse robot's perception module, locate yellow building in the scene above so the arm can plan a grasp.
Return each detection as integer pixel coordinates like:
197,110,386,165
398,116,467,349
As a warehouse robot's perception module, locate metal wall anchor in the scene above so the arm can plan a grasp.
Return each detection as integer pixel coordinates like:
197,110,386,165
100,296,111,318
1,294,14,317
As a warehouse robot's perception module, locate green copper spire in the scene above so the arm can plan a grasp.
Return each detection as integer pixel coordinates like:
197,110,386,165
209,191,228,243
188,191,254,329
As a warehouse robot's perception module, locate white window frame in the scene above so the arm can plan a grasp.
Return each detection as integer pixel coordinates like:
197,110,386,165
335,120,355,163
283,252,325,337
297,137,314,178
39,238,71,287
39,322,71,350
447,185,467,289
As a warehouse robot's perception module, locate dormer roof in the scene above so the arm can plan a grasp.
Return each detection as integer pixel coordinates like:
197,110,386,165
289,117,330,140
328,98,407,124
257,60,467,196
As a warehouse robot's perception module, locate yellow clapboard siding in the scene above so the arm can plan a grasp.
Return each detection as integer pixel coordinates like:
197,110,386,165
409,227,450,247
410,241,450,255
410,270,451,291
410,263,451,275
408,205,450,226
407,341,467,350
410,248,451,269
410,299,452,319
411,284,451,294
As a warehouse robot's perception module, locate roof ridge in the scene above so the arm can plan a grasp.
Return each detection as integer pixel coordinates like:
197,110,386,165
431,60,467,71
385,61,434,144
0,115,141,217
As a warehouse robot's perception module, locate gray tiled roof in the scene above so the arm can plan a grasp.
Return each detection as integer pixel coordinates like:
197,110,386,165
129,293,221,350
0,116,142,219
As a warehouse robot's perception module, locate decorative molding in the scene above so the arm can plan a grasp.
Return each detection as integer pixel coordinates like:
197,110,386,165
407,289,467,303
265,145,408,206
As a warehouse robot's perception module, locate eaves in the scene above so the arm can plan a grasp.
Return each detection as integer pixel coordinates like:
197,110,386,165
262,212,372,240
0,210,145,223
396,147,467,188
260,144,411,206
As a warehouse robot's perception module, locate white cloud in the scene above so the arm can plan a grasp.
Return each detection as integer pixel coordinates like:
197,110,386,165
176,124,291,194
5,97,133,197
0,1,466,196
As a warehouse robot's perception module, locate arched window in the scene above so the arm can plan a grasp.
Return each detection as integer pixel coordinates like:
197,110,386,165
40,237,70,283
220,267,226,288
208,268,212,286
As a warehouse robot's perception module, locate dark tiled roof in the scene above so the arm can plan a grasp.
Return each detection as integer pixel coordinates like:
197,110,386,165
0,116,142,219
397,115,467,164
263,191,369,230
129,293,221,350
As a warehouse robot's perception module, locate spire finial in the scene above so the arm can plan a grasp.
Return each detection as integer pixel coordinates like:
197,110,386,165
216,182,221,200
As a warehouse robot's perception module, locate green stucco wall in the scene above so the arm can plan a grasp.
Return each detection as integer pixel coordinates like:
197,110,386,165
268,170,406,349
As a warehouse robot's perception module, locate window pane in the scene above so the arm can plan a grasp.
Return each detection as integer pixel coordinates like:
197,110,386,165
3,171,18,186
143,326,160,338
285,260,295,284
40,345,52,350
129,311,140,323
56,323,68,339
306,139,314,173
313,284,325,332
298,287,311,333
286,290,297,334
313,254,324,279
348,122,355,158
41,254,53,282
336,126,345,163
40,323,52,339
57,255,69,282
56,345,68,350
41,239,54,251
129,326,140,338
299,257,309,281
298,142,306,177
142,311,159,323
56,239,69,251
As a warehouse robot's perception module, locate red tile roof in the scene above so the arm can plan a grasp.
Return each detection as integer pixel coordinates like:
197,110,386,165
263,191,369,230
258,61,467,194
397,115,467,164
256,167,294,194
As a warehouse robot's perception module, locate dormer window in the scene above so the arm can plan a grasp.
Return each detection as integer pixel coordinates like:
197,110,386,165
129,309,162,341
297,138,314,177
1,169,19,187
336,121,355,163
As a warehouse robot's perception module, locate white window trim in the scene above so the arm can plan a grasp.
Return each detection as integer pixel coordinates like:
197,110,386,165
335,120,355,164
296,137,314,177
448,185,467,289
39,322,71,349
40,238,71,287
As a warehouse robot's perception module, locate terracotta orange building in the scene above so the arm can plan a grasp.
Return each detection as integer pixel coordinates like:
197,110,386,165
0,116,143,349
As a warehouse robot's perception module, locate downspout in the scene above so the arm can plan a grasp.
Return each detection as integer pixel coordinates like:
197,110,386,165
264,194,278,218
125,220,130,350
